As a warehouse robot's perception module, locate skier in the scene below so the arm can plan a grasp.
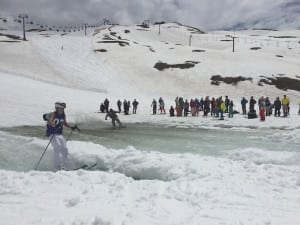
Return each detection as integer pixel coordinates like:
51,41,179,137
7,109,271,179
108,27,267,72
169,106,175,117
151,99,157,115
117,99,122,113
46,102,76,170
241,97,248,115
105,109,123,127
132,99,139,114
282,95,289,117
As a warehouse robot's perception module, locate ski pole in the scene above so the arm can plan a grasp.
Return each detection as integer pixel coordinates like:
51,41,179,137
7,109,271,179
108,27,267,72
35,134,56,170
66,125,80,141
34,123,64,170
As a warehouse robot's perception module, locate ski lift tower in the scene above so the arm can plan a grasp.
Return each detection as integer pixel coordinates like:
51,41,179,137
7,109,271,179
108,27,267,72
18,13,28,40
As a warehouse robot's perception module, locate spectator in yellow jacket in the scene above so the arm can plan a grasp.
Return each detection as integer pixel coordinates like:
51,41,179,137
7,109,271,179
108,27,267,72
282,95,289,117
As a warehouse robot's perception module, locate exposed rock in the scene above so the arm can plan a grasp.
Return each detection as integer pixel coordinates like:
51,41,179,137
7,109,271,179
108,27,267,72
0,40,21,43
97,40,130,47
258,76,300,91
94,49,107,52
250,47,262,50
186,61,200,64
192,49,206,53
154,61,196,71
211,75,252,86
269,36,297,38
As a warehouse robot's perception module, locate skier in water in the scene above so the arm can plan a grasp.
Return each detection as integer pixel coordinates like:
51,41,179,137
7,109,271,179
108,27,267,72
105,108,123,127
46,102,76,170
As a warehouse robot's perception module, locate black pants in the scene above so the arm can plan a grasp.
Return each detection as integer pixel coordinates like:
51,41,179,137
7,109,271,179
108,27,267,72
242,105,246,115
112,118,122,127
153,107,156,114
274,108,280,116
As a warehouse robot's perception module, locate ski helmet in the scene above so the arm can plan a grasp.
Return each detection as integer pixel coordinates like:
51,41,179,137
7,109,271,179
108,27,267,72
55,102,66,109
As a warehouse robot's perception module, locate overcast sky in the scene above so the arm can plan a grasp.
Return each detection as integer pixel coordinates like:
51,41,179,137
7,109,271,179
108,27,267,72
1,0,299,30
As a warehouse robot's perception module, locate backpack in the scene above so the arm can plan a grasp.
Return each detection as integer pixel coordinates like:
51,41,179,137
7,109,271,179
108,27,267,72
43,112,53,121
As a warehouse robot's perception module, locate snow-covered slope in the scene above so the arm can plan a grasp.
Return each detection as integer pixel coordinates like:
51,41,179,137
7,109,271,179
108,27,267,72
0,19,300,225
1,21,300,126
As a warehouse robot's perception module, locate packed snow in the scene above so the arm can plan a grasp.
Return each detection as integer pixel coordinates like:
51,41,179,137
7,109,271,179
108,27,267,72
0,20,300,225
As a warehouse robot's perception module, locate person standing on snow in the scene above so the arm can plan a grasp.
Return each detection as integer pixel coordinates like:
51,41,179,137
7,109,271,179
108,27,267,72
169,106,175,117
159,97,166,114
132,99,139,114
282,95,290,117
117,99,122,113
265,97,271,116
151,99,157,115
123,99,129,115
274,97,281,117
220,100,226,120
184,99,189,117
104,98,110,113
105,109,123,127
225,96,230,113
228,101,234,118
241,97,248,115
46,102,76,170
249,96,256,112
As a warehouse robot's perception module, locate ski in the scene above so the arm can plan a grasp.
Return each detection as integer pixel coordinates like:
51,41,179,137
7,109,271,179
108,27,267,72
74,163,97,171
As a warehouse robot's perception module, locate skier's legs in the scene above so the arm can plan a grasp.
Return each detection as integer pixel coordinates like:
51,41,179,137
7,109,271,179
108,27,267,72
50,135,62,169
112,119,116,126
116,118,122,127
56,135,68,165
